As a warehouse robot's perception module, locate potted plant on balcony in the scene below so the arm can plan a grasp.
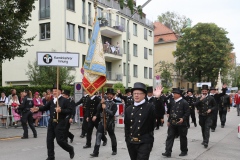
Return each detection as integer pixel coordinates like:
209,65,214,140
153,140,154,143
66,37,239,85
98,17,108,26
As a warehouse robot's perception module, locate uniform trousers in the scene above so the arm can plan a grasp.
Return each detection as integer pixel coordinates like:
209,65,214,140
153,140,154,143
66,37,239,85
93,121,117,154
211,106,218,130
81,114,88,136
47,119,74,159
21,111,37,138
165,124,188,153
126,142,153,160
219,107,227,126
86,119,107,146
199,115,212,144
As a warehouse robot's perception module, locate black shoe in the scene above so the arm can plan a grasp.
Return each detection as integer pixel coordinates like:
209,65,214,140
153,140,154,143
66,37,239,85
179,152,187,156
80,134,85,138
21,137,28,139
211,129,215,132
34,134,37,138
103,139,107,146
162,152,171,157
204,143,208,148
221,125,224,128
112,151,117,155
90,153,98,157
69,147,75,159
194,123,197,127
155,127,159,130
70,135,74,143
46,158,55,160
83,145,91,149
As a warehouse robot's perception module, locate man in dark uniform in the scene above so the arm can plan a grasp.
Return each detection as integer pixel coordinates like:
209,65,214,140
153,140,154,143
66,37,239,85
162,88,190,157
62,90,76,143
166,88,176,116
90,88,118,157
31,84,74,160
145,86,165,130
209,84,227,132
218,89,231,128
195,85,217,148
75,90,90,138
83,93,107,149
125,83,163,160
184,88,197,127
19,90,37,139
117,88,134,114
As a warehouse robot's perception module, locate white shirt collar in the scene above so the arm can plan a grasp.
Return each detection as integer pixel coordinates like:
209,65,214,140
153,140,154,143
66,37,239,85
134,99,146,106
175,97,182,102
53,95,62,104
84,94,88,97
210,93,214,96
91,95,96,100
147,96,153,100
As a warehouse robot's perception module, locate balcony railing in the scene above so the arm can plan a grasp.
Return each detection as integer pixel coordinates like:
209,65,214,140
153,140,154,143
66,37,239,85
94,0,154,29
103,44,122,56
99,18,125,32
106,71,123,81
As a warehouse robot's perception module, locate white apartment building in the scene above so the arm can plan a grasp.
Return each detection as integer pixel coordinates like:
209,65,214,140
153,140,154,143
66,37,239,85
2,0,154,88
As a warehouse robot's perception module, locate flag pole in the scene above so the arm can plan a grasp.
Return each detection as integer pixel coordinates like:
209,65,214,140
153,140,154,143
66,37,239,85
56,66,59,122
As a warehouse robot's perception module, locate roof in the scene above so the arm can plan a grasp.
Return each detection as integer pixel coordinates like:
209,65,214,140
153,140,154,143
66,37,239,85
154,22,178,44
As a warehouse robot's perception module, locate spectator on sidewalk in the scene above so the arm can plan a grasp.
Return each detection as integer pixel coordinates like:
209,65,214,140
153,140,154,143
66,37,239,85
9,94,21,127
234,90,240,116
0,91,9,127
33,92,43,127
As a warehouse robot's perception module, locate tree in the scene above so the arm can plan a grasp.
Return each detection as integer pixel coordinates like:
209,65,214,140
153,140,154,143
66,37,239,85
118,0,143,16
155,61,175,88
229,66,240,88
173,23,234,86
0,0,35,62
157,11,191,35
26,61,75,85
113,82,125,93
0,63,2,86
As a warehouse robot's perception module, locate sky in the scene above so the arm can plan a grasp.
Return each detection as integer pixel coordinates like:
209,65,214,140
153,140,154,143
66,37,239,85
137,0,240,63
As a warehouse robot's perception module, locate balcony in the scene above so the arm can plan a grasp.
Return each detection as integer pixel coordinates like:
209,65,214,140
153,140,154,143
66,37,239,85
99,18,124,37
88,15,93,26
82,15,87,24
106,71,123,81
103,44,122,61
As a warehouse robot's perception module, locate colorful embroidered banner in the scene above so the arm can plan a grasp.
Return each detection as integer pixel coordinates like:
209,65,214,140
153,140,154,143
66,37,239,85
82,21,106,95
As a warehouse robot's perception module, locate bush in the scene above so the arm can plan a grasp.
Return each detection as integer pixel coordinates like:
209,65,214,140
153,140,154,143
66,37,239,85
0,85,74,97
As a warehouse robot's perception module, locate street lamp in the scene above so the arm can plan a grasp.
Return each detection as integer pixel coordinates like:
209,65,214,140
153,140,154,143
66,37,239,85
125,0,152,88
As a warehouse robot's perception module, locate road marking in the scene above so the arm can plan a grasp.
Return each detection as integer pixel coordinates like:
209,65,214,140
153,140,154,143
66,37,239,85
0,136,21,141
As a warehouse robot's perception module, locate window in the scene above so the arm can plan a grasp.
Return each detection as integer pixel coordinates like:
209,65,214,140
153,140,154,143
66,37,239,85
40,23,50,40
133,65,138,77
133,44,137,57
144,28,147,40
40,0,50,19
82,54,86,66
144,47,148,59
88,29,92,43
116,15,119,25
149,68,152,79
97,7,103,18
149,49,152,55
82,0,86,24
123,63,126,76
67,23,75,40
121,17,125,31
144,67,148,79
133,23,137,36
78,26,85,43
88,3,92,26
67,0,75,11
149,30,152,37
123,40,126,54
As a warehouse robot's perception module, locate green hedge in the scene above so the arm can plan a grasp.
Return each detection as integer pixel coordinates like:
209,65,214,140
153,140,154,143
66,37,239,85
0,85,74,97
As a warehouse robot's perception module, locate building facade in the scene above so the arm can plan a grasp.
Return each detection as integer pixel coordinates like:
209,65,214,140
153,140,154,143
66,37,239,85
2,0,154,87
153,22,195,90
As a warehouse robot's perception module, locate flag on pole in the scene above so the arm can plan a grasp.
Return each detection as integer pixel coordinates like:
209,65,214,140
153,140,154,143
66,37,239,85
82,21,106,96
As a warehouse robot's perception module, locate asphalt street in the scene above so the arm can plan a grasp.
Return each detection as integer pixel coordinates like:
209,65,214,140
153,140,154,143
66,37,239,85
1,107,240,160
